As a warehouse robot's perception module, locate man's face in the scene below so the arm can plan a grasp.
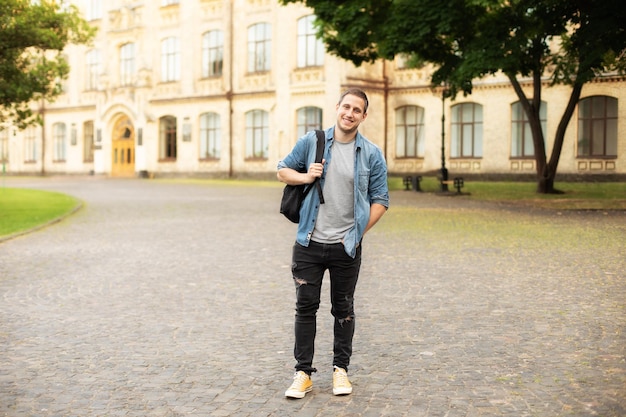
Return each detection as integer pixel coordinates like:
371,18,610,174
335,94,368,135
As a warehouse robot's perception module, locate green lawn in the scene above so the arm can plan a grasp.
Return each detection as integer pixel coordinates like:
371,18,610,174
0,188,81,238
389,176,626,210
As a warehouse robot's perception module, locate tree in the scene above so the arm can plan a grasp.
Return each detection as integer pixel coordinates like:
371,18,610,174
280,0,626,193
0,0,95,129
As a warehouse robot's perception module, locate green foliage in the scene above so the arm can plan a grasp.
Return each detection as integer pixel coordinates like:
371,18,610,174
280,0,626,95
0,187,79,237
0,0,96,128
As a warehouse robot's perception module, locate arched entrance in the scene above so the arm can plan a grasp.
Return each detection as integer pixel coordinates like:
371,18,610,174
111,115,135,177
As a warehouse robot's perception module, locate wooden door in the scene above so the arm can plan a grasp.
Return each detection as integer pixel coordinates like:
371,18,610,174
111,116,135,177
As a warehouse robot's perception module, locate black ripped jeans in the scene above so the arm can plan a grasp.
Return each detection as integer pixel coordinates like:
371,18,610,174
291,241,362,375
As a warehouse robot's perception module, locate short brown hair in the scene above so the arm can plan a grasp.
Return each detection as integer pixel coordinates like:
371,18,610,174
338,88,369,113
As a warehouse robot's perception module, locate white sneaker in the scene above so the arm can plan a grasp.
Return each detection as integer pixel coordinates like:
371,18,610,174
332,366,352,395
285,371,313,399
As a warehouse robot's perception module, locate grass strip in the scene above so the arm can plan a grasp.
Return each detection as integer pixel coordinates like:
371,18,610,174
388,176,626,210
0,188,80,238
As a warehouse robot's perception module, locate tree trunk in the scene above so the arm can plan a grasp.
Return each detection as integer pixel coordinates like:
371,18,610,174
537,167,556,193
545,82,583,193
507,74,551,191
509,71,584,194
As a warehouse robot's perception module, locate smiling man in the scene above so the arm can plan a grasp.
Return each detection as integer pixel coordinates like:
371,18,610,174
277,88,389,399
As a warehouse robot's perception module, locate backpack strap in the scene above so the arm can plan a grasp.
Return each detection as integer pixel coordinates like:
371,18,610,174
313,130,325,204
300,130,326,203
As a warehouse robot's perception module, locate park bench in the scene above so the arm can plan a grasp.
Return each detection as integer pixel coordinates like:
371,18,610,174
402,175,422,191
440,177,465,193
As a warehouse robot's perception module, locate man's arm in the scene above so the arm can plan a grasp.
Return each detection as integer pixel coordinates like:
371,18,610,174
277,160,324,186
364,203,387,235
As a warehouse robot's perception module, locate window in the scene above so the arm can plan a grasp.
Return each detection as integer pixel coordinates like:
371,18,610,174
85,49,100,90
450,103,483,158
245,110,268,159
159,116,177,159
511,101,546,158
53,123,67,162
83,121,94,162
0,129,8,163
120,43,135,86
24,126,37,163
396,105,425,158
199,112,221,159
297,15,324,68
86,0,102,20
296,107,323,138
396,54,410,70
161,37,180,82
57,54,69,93
202,31,223,78
57,0,71,12
247,23,271,73
577,96,618,157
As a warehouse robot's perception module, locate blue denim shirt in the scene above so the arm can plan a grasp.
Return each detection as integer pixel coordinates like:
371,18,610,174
277,127,389,258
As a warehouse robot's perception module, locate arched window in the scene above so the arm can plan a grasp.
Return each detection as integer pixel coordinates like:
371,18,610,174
395,105,425,158
202,30,224,78
53,122,67,162
86,0,102,21
161,37,180,82
245,110,269,159
451,103,483,158
159,116,177,160
83,121,94,162
85,49,100,90
0,129,8,163
395,54,410,70
296,107,323,138
24,126,38,163
248,23,271,73
511,101,546,158
297,15,324,68
199,112,221,159
577,96,618,157
120,43,135,86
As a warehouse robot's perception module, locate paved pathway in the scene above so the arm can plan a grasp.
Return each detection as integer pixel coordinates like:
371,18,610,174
0,177,624,417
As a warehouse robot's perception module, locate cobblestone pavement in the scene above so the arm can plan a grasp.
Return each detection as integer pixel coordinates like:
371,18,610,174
1,176,625,417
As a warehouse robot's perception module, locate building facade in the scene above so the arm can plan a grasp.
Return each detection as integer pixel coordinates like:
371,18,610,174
1,0,625,179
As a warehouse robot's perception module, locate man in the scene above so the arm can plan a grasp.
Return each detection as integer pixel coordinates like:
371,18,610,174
277,88,389,398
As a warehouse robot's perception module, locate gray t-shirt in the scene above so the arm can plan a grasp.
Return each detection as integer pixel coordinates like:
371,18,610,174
312,139,355,244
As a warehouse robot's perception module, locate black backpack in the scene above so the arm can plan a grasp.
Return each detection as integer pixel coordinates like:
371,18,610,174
279,130,325,223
